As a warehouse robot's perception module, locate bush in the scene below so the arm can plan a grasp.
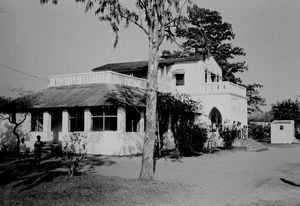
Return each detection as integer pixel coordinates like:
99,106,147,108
248,123,270,142
175,124,207,156
62,133,87,176
220,128,236,150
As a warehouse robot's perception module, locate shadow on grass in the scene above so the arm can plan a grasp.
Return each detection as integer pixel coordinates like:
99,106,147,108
280,178,300,187
0,155,116,190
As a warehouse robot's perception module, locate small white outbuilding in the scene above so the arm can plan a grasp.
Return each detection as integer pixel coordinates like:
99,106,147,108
271,120,296,144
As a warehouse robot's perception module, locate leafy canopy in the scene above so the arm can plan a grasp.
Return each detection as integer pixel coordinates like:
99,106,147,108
271,99,300,122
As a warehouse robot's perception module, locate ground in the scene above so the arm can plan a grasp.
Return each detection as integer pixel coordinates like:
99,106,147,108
1,144,300,205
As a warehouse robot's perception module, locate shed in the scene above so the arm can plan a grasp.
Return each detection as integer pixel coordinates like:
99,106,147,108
271,120,296,144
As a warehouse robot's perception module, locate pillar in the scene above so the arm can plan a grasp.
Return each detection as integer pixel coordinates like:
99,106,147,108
84,108,92,131
43,111,52,141
117,107,125,132
62,109,69,133
139,111,145,132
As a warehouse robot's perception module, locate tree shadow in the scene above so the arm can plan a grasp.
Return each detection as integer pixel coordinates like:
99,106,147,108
0,155,116,190
0,157,64,187
80,155,116,172
280,178,300,187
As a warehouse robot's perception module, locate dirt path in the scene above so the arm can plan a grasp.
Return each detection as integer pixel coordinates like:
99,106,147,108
93,144,300,205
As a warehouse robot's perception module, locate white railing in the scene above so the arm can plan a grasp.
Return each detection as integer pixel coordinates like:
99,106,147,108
177,81,246,97
49,71,147,89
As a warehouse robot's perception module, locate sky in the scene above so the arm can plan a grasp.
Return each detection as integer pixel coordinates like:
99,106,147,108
0,0,300,110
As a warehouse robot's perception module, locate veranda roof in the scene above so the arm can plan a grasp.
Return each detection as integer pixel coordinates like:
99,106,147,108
30,83,146,109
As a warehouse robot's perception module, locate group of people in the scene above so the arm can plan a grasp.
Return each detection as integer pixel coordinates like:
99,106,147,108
210,121,248,140
231,121,248,140
18,135,43,165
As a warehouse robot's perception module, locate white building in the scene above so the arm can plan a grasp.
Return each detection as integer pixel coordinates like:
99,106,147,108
271,120,296,144
0,56,247,155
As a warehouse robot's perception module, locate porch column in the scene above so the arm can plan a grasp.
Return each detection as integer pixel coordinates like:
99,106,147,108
84,108,92,131
62,109,69,133
139,111,145,132
43,111,52,141
117,107,125,132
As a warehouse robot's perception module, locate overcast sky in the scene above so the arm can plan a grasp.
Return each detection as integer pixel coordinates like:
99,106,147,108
0,0,300,110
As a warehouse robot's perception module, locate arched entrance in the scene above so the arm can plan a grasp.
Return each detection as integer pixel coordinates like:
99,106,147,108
209,107,222,130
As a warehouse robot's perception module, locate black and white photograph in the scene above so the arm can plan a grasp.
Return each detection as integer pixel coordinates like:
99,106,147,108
0,0,300,205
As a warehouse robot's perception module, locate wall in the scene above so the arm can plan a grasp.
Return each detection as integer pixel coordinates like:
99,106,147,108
60,131,144,156
190,93,248,127
271,121,296,144
158,61,205,93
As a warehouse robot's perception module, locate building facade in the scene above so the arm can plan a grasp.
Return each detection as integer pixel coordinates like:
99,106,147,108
0,56,247,155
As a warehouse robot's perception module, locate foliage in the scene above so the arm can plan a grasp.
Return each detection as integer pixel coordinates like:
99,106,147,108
246,83,266,114
248,111,273,123
161,5,247,84
271,99,300,122
62,133,87,177
248,122,270,142
157,93,207,156
220,128,236,150
0,92,33,150
176,123,207,156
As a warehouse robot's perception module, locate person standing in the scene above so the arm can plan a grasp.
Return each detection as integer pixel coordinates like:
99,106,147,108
34,135,43,166
19,138,26,162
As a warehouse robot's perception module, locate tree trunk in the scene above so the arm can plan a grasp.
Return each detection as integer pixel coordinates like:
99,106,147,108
139,36,159,180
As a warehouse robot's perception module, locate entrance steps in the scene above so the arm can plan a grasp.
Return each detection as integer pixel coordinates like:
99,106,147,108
42,140,62,156
233,139,268,152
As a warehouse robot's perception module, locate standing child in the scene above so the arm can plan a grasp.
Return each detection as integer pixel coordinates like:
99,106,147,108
19,138,26,162
34,135,43,166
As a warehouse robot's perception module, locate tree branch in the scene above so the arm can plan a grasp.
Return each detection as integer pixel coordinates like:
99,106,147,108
0,113,10,121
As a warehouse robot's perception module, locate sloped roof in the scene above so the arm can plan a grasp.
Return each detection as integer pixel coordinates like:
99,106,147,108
30,84,146,109
92,56,204,73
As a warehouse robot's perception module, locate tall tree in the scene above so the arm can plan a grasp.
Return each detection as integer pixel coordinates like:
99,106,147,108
246,83,266,114
40,0,191,180
271,99,300,122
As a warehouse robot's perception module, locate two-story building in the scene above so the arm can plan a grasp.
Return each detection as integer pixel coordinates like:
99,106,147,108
0,56,247,155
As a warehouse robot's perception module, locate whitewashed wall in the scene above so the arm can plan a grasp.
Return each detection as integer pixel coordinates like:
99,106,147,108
271,120,296,144
60,131,144,156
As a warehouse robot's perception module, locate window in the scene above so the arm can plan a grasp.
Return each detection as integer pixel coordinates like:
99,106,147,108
280,125,284,130
175,74,184,86
211,73,216,82
31,112,43,132
126,107,141,132
91,107,117,131
69,109,84,132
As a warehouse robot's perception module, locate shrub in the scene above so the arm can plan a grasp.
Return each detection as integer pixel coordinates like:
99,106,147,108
220,128,236,150
175,123,207,156
62,133,87,176
248,123,270,142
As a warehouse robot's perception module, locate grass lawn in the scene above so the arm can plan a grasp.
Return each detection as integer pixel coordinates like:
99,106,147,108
1,174,189,206
2,145,300,206
0,156,189,206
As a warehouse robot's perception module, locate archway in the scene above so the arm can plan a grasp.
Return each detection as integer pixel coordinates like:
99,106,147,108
209,107,222,131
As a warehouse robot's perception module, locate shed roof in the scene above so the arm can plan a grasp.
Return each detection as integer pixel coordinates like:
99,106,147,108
92,56,204,73
271,120,294,124
30,84,146,109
